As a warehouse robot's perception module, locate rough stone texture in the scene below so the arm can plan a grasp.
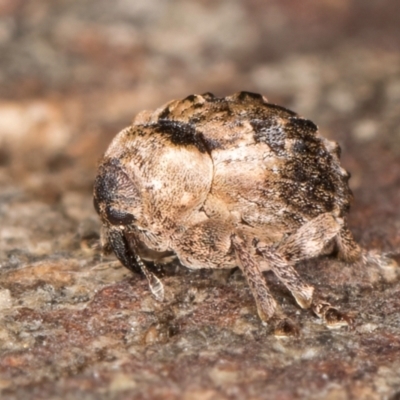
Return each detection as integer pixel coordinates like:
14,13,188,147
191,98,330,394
0,1,399,399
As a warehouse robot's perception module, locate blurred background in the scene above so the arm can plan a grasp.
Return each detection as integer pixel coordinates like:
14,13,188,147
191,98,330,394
1,0,399,251
0,0,400,398
1,0,399,203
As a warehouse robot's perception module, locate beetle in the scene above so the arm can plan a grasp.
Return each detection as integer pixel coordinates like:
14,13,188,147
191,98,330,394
93,91,367,326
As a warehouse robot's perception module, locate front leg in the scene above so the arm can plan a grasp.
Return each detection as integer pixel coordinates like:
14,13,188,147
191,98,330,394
106,227,165,301
106,227,142,274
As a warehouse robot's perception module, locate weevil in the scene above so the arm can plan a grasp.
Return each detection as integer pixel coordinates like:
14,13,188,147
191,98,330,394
94,92,389,327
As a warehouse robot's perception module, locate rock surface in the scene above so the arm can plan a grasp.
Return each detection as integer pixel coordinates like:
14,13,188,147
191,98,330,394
0,1,400,399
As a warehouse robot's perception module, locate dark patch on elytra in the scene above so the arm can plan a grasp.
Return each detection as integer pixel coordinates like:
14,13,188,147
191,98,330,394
158,106,171,120
203,137,223,151
251,118,286,155
155,119,208,153
276,131,349,218
188,94,353,220
184,94,197,102
288,117,318,135
292,139,308,154
279,179,336,217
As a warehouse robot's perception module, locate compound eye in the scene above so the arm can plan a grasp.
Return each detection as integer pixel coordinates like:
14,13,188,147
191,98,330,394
105,205,135,226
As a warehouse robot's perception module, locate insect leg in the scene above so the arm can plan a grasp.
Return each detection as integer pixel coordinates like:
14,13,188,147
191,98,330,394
257,245,314,309
231,234,277,322
106,228,142,274
336,226,362,262
275,212,343,264
133,258,165,302
106,228,165,301
257,213,355,326
257,213,340,310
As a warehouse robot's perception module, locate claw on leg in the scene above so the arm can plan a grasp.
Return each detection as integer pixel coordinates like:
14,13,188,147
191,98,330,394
129,243,165,302
362,249,398,269
273,318,300,338
140,262,165,302
361,249,399,283
232,234,277,322
312,301,354,329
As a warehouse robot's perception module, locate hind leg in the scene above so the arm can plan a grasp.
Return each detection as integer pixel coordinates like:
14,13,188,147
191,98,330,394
257,213,355,326
272,212,347,264
258,213,343,295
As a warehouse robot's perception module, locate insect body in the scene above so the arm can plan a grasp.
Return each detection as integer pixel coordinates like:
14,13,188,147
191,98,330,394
94,92,363,325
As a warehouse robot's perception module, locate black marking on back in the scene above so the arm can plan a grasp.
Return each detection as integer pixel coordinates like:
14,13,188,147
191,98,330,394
286,117,318,138
158,106,171,120
277,132,351,217
155,119,208,153
292,139,308,154
184,94,197,102
248,112,351,218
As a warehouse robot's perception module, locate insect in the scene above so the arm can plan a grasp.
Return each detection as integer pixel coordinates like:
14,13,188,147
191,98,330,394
93,91,366,327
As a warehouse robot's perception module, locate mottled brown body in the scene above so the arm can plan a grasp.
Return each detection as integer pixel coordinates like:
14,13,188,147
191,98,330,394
94,92,364,325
